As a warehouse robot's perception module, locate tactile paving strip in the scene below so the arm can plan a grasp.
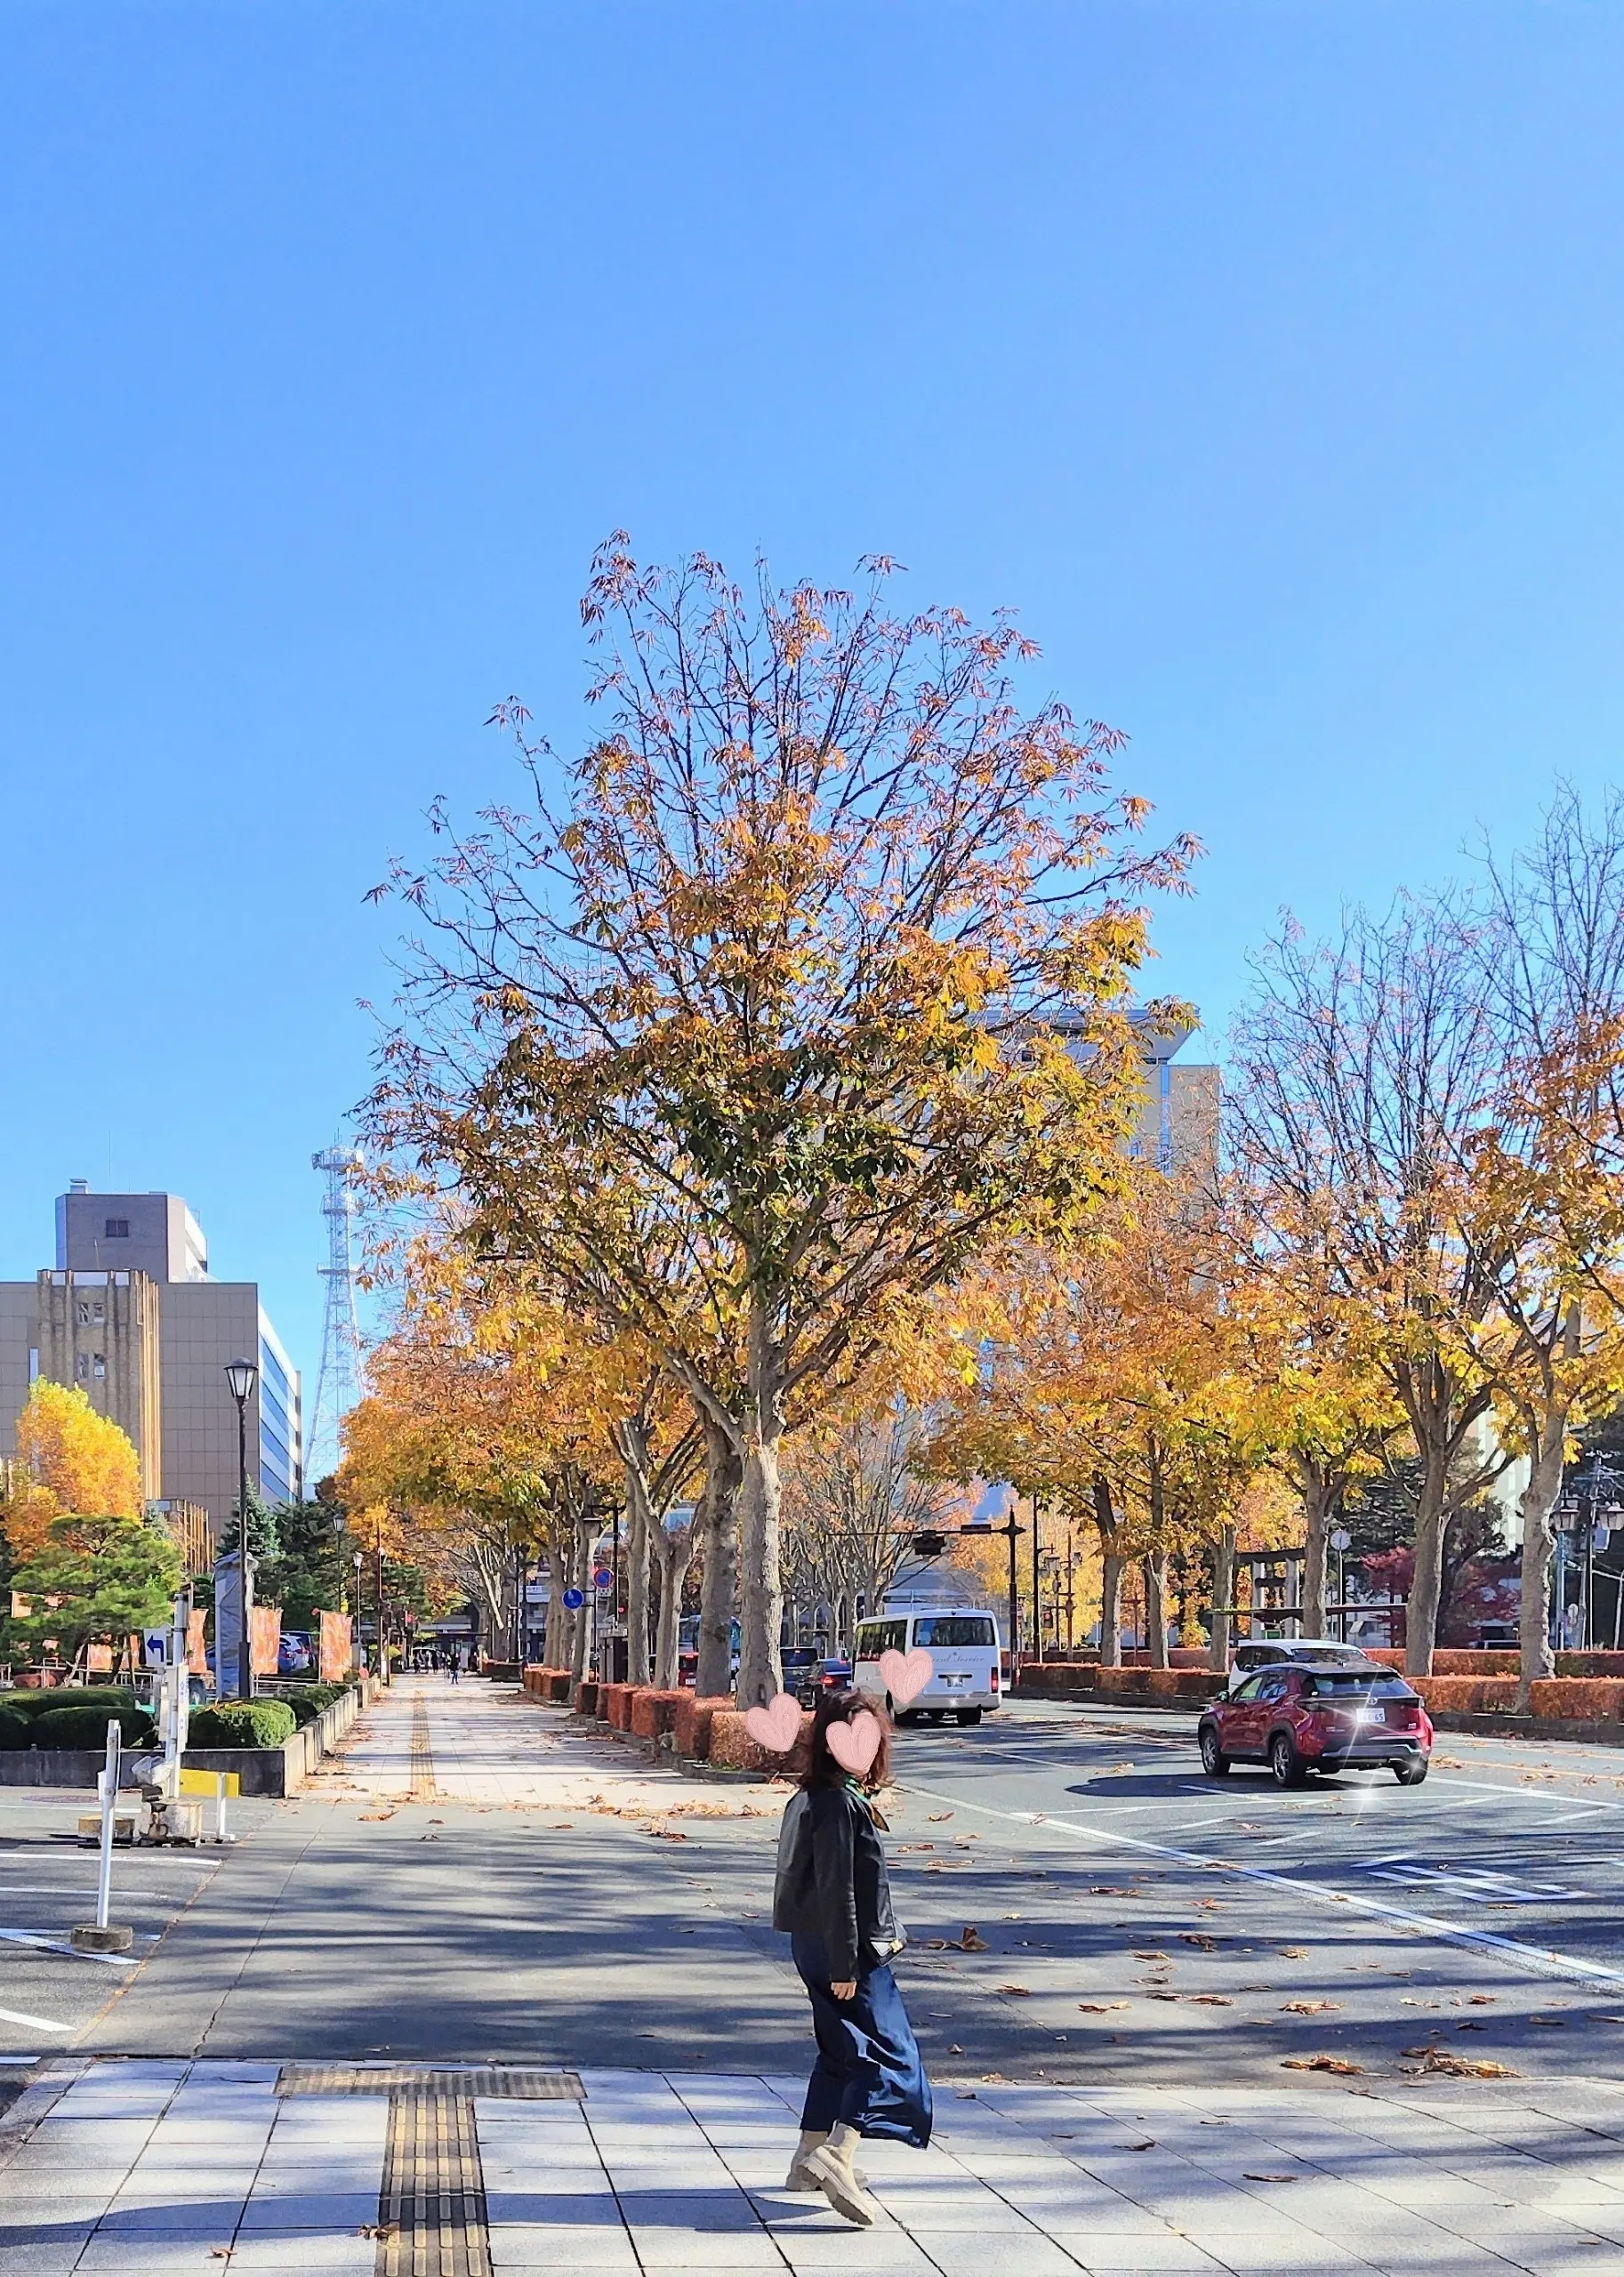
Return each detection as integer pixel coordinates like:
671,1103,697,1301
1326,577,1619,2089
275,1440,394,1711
409,1695,438,1799
277,2064,584,2098
377,2088,490,2277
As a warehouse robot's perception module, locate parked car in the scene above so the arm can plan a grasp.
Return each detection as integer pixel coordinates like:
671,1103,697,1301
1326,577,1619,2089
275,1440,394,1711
277,1631,316,1676
1199,1661,1432,1785
1230,1638,1383,1676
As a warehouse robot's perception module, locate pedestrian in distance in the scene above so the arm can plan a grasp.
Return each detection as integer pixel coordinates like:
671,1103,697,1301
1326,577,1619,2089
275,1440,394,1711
772,1687,931,2225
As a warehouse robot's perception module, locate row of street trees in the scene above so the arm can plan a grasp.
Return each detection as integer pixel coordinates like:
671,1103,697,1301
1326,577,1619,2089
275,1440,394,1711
355,536,1624,1710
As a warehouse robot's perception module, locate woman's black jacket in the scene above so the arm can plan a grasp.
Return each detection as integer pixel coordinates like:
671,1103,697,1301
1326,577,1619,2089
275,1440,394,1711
772,1783,904,1981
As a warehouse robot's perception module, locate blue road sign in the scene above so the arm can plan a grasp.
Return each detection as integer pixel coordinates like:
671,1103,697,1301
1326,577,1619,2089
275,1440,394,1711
562,1587,585,1611
593,1567,613,1589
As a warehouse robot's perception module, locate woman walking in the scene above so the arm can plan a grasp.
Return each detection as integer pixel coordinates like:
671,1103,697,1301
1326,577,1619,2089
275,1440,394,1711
772,1689,932,2225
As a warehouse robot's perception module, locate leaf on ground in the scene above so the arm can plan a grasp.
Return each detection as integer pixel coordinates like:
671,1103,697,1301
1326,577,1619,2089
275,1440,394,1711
927,1812,953,1822
1278,1945,1308,1959
1528,2015,1568,2027
1282,2000,1342,2015
960,1927,989,1951
1133,1950,1170,1960
1188,1994,1234,2007
358,1810,396,1822
1467,1994,1495,2005
1408,2048,1519,2078
1089,1886,1139,1896
1402,1998,1443,2008
1180,1933,1219,1950
1079,2001,1130,2012
998,1983,1032,1996
1282,2056,1364,2075
1148,1991,1181,2002
924,1938,953,1951
1121,2139,1156,2151
1244,2173,1298,2183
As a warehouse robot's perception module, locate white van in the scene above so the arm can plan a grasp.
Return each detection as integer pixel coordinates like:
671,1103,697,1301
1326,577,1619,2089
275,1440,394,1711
853,1607,1001,1726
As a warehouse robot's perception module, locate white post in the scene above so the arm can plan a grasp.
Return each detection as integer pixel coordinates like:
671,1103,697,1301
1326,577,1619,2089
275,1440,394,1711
94,1721,118,1928
215,1773,229,1844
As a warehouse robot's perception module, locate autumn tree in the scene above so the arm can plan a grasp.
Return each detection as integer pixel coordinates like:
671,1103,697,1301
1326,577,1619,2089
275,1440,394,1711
367,538,1196,1703
779,1410,961,1653
2,1380,143,1560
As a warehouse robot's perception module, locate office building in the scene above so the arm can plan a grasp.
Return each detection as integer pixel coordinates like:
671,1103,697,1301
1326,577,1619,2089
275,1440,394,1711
0,1184,301,1532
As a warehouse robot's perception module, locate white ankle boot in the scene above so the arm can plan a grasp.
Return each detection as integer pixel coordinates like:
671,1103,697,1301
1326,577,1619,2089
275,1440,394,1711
785,2128,869,2191
803,2123,880,2226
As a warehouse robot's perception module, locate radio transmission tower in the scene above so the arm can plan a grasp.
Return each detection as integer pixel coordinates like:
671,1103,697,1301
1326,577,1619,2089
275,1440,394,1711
308,1142,365,1489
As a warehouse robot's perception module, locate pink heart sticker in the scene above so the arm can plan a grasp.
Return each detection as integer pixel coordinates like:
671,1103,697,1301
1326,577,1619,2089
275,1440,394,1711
878,1646,934,1707
824,1710,882,1777
743,1692,802,1753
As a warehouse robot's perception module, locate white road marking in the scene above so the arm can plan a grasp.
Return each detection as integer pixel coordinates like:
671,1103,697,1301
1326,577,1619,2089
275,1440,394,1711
0,1927,136,1968
904,1782,1624,1991
0,2005,72,2035
1427,1775,1613,1811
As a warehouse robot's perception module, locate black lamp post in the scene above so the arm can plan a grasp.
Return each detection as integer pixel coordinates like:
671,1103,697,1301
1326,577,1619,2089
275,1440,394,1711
223,1357,259,1701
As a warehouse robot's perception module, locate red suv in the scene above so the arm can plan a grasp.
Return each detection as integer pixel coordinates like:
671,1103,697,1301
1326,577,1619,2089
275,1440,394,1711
1199,1662,1432,1786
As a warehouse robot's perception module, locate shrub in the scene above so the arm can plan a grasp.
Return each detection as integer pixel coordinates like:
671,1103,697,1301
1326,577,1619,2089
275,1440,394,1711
1,1686,137,1720
33,1703,158,1750
600,1683,634,1730
671,1693,734,1759
631,1688,686,1741
0,1707,33,1750
709,1706,811,1773
1018,1664,1097,1692
187,1699,298,1749
1530,1678,1624,1721
1556,1652,1624,1679
1408,1676,1518,1713
573,1680,600,1718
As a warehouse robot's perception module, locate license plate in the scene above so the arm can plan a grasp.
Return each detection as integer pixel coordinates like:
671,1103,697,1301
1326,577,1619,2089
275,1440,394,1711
942,1673,969,1687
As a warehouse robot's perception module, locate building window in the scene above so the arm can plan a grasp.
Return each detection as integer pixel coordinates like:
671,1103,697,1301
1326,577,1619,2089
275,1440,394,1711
76,1301,90,1324
105,1218,129,1239
75,1354,89,1380
92,1353,107,1380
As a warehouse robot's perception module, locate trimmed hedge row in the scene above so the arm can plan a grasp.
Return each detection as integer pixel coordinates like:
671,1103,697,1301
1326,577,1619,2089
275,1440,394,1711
521,1667,575,1703
0,1689,150,1750
188,1699,298,1749
670,1693,734,1760
1017,1663,1226,1700
631,1689,686,1742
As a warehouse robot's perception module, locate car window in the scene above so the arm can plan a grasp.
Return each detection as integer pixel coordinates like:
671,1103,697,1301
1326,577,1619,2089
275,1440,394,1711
1257,1671,1290,1702
1226,1674,1266,1702
912,1616,996,1648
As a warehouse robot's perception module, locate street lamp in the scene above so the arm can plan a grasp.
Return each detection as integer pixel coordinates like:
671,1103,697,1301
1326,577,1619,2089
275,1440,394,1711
1330,1528,1352,1645
223,1358,258,1701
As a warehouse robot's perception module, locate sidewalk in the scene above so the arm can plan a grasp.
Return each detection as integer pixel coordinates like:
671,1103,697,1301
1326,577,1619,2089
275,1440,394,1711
5,2056,1624,2276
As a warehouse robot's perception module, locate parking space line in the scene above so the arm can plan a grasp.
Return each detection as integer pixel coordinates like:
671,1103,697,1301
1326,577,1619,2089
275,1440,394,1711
0,2005,73,2036
904,1781,1624,1991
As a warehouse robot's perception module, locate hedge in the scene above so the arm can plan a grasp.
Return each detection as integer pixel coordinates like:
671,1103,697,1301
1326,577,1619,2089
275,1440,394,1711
0,1707,33,1750
280,1681,353,1727
573,1679,600,1718
33,1703,158,1750
1,1686,138,1720
599,1683,636,1730
708,1706,812,1773
1530,1678,1624,1719
670,1693,734,1760
187,1699,298,1749
630,1688,686,1742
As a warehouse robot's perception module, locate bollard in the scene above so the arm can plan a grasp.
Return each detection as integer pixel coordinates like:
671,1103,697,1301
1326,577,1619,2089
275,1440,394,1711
73,1721,133,1953
214,1772,233,1844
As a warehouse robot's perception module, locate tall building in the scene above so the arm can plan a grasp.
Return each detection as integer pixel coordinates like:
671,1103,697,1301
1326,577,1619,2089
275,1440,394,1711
0,1184,301,1531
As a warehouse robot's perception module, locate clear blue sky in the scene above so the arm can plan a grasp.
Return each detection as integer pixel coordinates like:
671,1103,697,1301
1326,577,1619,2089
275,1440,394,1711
3,2,1622,1400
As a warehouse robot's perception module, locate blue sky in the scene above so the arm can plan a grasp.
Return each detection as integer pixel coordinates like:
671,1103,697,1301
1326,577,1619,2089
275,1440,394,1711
3,2,1622,1407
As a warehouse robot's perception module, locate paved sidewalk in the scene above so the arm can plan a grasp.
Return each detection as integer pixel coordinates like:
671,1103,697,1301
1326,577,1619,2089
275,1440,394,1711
4,2056,1624,2276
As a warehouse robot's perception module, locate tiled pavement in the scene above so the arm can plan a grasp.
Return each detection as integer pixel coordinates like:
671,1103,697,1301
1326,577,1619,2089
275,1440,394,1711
5,2059,1624,2276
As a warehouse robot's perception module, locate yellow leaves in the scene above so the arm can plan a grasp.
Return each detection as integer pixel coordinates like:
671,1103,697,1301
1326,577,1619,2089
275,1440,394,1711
3,1380,142,1559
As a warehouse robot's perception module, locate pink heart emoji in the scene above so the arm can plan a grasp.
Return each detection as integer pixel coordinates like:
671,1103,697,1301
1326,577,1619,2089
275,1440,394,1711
878,1647,934,1707
824,1710,882,1777
743,1692,802,1753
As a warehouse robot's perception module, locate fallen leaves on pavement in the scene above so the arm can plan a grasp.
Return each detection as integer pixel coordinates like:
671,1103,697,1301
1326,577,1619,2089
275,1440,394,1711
1188,1994,1234,2006
959,1926,989,1950
998,1983,1032,1996
1404,2046,1518,2078
1281,2000,1342,2015
1244,2173,1298,2183
1078,2001,1130,2012
1282,2056,1364,2075
1180,1933,1219,1950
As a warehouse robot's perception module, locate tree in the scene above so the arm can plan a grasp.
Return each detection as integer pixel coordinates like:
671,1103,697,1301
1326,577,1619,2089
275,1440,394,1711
368,538,1196,1702
2,1380,142,1559
779,1410,961,1653
1226,897,1512,1676
3,1513,181,1664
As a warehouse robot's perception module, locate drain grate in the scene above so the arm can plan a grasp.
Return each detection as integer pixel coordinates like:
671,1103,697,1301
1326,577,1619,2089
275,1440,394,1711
377,2088,490,2277
277,2064,584,2099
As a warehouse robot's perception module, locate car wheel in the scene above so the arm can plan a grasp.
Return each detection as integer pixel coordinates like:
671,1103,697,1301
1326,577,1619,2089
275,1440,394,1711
1394,1757,1429,1785
1199,1726,1230,1777
1269,1732,1306,1786
955,1708,982,1726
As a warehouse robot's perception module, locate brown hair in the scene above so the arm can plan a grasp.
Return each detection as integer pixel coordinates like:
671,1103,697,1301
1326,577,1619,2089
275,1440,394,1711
797,1688,892,1795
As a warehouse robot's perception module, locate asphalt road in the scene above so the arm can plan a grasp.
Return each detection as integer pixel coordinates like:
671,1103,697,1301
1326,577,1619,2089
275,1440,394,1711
11,1682,1624,2096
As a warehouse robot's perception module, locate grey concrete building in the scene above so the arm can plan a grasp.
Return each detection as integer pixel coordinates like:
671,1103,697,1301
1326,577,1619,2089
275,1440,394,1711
0,1187,301,1530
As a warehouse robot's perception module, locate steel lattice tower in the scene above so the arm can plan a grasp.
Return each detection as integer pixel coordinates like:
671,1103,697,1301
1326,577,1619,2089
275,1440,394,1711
308,1143,364,1489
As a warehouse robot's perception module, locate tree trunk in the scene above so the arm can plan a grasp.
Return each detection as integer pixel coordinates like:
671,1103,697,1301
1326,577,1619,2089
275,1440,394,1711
737,1432,784,1708
652,1524,695,1688
1092,1474,1123,1668
1144,1550,1169,1669
1516,1413,1566,1711
736,1307,785,1708
623,1477,651,1689
695,1418,742,1699
543,1535,567,1666
569,1524,590,1686
1405,1447,1449,1678
1209,1524,1235,1671
1298,1458,1336,1639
